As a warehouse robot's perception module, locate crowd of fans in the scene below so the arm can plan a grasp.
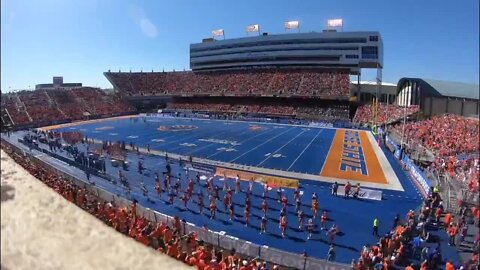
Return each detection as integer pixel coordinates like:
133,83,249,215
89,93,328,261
105,69,351,98
390,114,479,196
354,103,420,125
0,141,284,270
352,191,479,270
1,88,135,127
166,102,349,119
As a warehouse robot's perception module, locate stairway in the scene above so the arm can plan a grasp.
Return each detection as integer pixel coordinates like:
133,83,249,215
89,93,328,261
15,94,33,122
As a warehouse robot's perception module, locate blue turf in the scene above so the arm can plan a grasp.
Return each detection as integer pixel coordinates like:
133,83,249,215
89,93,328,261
10,116,457,264
60,117,336,174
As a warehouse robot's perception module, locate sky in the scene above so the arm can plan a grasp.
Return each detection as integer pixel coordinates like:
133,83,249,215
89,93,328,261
1,0,479,91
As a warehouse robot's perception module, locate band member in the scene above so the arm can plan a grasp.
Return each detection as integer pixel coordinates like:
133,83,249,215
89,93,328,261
210,200,217,220
223,173,228,191
197,192,204,214
235,174,241,193
321,211,328,230
261,199,268,214
307,219,315,240
229,203,235,221
298,210,305,231
312,198,319,219
155,178,162,195
295,197,302,212
280,214,288,238
244,207,250,227
260,215,268,234
294,187,301,201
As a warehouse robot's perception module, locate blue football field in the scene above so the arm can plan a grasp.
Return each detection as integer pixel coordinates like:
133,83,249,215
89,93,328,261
20,115,459,264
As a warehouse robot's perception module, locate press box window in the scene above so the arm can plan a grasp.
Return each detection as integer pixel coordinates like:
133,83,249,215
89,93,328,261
361,46,378,59
346,54,359,59
369,36,378,42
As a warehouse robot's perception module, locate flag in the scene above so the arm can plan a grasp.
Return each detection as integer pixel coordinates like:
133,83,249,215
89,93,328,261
327,19,343,27
246,24,259,32
212,29,224,37
284,20,299,30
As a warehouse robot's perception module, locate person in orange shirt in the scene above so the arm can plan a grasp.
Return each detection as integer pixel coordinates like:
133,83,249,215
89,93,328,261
321,211,328,230
163,226,173,243
445,260,455,270
448,224,458,246
405,263,414,270
444,213,453,229
312,199,319,218
435,207,443,224
166,240,179,258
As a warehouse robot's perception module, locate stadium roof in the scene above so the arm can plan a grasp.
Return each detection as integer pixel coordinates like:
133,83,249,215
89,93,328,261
351,81,396,86
397,78,479,100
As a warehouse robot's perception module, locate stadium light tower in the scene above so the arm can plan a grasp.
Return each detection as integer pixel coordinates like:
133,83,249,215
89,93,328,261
327,19,343,31
284,20,300,33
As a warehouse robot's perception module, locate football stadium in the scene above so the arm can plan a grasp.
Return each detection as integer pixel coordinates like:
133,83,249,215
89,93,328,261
1,10,479,270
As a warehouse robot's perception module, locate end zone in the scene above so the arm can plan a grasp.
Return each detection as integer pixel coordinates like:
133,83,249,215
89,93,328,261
321,129,403,191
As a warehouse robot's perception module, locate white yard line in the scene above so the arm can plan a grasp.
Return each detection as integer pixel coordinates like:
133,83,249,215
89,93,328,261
185,127,254,155
256,129,308,167
229,127,295,163
287,129,324,170
206,127,276,158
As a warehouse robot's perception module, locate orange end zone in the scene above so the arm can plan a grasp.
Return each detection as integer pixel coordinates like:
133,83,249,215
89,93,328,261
321,129,388,184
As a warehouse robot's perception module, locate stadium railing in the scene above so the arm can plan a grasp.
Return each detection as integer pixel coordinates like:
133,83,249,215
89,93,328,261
2,137,351,270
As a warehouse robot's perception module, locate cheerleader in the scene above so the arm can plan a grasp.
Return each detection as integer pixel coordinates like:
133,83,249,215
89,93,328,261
294,187,301,201
248,177,254,194
222,173,228,191
223,193,230,211
276,188,282,202
197,192,204,214
181,194,189,209
281,195,288,209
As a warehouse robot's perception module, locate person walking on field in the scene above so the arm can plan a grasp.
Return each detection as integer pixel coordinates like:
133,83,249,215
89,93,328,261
373,218,380,237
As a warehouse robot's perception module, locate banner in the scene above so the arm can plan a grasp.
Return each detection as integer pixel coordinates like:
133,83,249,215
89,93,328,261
337,185,383,201
212,29,224,37
327,19,343,27
246,24,259,32
284,20,299,30
215,167,299,188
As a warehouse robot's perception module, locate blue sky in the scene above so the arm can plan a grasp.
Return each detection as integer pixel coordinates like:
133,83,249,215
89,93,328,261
1,0,478,91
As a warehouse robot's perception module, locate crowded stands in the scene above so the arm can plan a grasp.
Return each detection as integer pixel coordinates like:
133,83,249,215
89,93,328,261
354,103,420,125
391,114,479,198
1,88,135,127
105,69,351,98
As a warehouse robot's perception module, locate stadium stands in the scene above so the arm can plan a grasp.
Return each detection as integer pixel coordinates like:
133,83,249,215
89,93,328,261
105,69,351,98
1,88,136,127
354,103,420,125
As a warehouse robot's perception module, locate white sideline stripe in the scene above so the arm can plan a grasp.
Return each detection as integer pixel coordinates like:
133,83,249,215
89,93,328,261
256,129,307,167
287,129,324,170
229,127,295,163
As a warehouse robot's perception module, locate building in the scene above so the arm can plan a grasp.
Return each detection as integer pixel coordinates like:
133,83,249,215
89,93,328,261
35,77,82,90
396,78,479,117
190,31,383,74
350,81,397,103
